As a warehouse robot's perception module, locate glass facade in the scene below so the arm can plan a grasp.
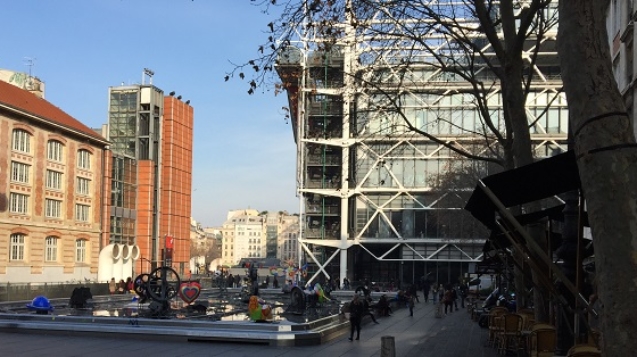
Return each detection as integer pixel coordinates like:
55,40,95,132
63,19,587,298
109,91,138,157
276,2,567,285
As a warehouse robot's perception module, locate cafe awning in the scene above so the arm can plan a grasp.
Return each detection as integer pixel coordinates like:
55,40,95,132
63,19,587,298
465,150,581,230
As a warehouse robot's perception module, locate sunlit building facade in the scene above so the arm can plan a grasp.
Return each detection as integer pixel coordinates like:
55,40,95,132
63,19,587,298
101,76,194,280
276,3,568,286
0,73,108,283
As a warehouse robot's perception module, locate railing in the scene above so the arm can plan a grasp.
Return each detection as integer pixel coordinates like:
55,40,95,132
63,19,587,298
0,282,109,302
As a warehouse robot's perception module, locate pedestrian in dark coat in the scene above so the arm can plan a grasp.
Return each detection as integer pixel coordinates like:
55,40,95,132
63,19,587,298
444,286,454,314
348,294,366,341
362,297,379,324
422,279,431,303
452,286,459,311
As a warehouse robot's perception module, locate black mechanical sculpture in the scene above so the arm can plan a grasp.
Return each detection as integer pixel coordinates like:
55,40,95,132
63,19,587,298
133,266,181,316
285,286,306,314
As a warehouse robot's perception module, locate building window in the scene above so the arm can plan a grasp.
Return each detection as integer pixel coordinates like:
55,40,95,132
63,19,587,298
46,170,63,190
75,239,86,263
9,193,29,214
77,177,90,195
10,233,26,261
45,199,62,218
77,149,91,170
12,129,31,153
75,204,90,222
45,236,58,262
47,140,64,162
11,161,30,183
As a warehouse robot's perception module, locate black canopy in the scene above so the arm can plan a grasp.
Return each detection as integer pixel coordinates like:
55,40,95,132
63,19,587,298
465,150,581,230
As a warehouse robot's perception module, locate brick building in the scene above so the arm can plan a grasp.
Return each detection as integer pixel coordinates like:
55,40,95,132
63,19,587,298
0,74,108,283
100,77,193,282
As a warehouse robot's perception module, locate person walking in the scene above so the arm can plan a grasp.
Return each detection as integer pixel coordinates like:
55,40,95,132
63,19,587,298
443,285,454,315
452,285,459,311
459,280,468,308
432,283,438,304
408,284,420,303
348,294,365,341
362,297,380,324
423,278,431,303
408,293,415,316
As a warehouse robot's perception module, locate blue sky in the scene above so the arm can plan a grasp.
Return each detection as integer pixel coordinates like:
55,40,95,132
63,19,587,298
1,1,298,227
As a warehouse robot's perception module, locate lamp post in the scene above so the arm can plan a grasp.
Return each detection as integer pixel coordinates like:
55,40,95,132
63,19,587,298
139,257,152,275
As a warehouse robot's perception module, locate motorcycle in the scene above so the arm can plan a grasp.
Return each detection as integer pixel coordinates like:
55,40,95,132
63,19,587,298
478,288,516,327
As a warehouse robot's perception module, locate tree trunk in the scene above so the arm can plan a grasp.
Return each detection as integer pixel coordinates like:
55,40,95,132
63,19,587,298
502,54,551,320
558,1,637,355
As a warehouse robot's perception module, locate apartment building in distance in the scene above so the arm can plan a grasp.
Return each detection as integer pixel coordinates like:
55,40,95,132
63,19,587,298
221,209,264,266
221,209,299,267
0,70,109,283
277,214,299,264
99,71,194,281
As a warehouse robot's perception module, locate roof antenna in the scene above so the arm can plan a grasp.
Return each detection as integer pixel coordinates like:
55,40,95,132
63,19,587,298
143,68,154,85
24,57,36,78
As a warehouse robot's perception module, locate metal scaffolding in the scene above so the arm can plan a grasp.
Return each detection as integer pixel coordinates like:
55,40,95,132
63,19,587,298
275,1,567,287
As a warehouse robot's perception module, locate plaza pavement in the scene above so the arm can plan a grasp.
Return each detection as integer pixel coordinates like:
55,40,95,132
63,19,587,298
0,298,499,357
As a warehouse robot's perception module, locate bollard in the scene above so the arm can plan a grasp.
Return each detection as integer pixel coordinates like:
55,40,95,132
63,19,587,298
380,335,396,357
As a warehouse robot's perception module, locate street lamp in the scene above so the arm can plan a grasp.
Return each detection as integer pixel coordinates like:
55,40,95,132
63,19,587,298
138,256,153,274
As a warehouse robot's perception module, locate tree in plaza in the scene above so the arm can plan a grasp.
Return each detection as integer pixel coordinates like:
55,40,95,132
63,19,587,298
425,152,498,241
558,0,637,354
231,0,563,317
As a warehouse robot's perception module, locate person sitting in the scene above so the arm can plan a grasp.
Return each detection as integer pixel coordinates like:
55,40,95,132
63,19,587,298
393,290,409,306
375,294,392,317
117,279,126,294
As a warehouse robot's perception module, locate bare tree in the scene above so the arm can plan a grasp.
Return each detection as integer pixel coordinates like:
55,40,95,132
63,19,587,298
426,149,502,241
558,1,637,354
232,0,565,317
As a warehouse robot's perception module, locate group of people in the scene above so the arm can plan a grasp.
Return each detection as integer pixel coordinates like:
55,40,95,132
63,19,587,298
218,272,287,290
345,283,424,341
108,277,134,294
422,281,468,316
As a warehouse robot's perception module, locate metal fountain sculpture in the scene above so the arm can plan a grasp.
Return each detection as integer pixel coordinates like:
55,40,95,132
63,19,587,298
131,236,201,316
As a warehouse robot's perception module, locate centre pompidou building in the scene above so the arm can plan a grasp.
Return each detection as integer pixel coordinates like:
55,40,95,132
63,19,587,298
275,1,567,288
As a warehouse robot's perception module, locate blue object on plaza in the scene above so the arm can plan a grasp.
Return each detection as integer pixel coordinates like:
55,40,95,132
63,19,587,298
26,295,54,312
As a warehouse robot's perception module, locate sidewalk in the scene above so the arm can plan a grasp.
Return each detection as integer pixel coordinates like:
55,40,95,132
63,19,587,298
0,300,499,357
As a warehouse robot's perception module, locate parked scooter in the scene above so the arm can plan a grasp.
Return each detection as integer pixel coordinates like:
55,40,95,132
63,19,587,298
478,288,516,327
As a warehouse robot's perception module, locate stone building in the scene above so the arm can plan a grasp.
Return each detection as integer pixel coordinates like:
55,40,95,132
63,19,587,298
0,71,108,283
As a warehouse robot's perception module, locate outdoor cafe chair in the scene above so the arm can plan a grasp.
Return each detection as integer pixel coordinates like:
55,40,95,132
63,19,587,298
496,313,523,355
528,328,557,357
587,328,602,349
486,307,508,347
566,343,602,357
